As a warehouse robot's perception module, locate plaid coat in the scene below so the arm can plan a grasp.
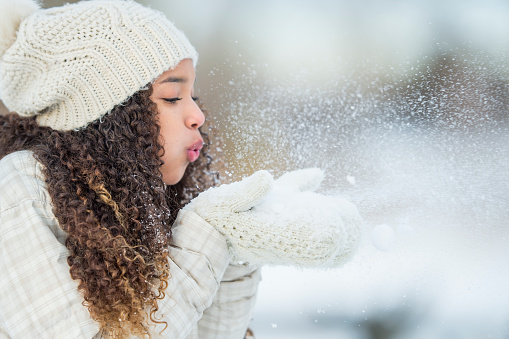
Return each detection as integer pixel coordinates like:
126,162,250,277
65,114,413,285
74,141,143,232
0,151,260,339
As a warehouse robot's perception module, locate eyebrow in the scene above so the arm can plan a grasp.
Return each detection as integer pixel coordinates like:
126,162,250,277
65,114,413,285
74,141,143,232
158,76,187,84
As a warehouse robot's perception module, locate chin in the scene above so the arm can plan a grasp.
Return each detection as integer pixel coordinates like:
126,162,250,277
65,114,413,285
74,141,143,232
164,176,182,186
163,167,187,186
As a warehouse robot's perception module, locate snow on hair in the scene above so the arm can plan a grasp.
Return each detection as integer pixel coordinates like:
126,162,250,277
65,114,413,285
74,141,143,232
0,0,41,57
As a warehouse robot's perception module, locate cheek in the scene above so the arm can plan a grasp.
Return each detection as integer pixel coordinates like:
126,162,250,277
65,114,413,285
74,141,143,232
160,125,178,157
158,112,176,150
157,114,187,183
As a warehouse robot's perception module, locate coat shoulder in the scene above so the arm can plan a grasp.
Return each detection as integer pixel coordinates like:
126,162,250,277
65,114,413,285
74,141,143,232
0,150,49,212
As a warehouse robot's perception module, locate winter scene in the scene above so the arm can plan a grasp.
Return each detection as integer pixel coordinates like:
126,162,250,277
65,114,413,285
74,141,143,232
151,0,509,338
2,0,509,338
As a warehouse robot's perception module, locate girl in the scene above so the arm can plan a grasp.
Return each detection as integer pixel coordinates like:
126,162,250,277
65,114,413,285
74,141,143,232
0,1,362,338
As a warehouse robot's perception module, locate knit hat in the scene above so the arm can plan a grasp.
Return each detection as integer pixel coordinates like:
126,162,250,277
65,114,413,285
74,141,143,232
0,0,198,131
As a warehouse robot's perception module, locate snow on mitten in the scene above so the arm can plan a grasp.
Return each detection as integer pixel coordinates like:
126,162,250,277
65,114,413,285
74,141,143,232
275,167,363,265
184,169,363,267
274,167,324,192
257,168,363,267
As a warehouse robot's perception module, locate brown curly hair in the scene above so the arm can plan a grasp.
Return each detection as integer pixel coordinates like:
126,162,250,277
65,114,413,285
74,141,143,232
0,85,223,337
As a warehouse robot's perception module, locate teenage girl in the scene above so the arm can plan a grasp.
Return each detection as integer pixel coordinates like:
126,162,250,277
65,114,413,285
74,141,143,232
0,1,362,338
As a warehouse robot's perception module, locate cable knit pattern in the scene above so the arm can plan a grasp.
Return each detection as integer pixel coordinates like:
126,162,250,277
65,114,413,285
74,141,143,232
183,169,363,268
0,0,197,131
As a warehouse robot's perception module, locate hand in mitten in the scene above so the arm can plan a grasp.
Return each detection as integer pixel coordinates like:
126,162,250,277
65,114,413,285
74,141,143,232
261,168,363,267
182,170,274,263
183,169,363,268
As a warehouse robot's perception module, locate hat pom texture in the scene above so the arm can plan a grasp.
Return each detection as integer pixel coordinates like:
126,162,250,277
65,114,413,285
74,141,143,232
0,0,197,130
0,0,40,57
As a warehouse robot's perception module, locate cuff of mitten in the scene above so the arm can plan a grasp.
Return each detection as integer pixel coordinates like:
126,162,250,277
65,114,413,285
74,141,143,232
171,210,231,282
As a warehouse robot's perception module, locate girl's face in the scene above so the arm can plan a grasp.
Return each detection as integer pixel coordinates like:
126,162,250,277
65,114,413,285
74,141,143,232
150,59,205,185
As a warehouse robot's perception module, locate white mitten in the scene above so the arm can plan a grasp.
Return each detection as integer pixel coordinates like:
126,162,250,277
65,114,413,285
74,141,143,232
282,168,363,266
261,168,363,267
183,169,363,267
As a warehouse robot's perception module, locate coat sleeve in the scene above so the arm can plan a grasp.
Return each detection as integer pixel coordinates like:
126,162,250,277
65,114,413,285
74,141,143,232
149,210,231,338
186,264,261,339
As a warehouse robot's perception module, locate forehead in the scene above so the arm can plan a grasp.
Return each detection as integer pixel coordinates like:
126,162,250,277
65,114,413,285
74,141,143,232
155,59,195,85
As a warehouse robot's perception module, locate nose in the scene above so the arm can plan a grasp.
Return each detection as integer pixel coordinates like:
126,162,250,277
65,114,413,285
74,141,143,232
186,100,205,129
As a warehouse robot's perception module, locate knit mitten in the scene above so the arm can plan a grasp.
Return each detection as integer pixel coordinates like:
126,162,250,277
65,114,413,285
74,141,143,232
183,169,363,267
260,168,363,267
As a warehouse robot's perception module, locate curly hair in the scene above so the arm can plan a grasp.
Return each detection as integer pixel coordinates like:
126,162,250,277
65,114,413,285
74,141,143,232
0,86,223,337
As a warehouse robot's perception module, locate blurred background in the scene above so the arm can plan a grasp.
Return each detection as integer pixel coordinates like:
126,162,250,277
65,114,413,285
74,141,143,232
7,1,509,338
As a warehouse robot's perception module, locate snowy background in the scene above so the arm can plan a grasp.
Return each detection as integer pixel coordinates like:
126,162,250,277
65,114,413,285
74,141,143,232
39,1,509,338
141,1,509,338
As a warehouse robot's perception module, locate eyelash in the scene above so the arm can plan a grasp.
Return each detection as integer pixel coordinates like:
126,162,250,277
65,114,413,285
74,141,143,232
163,97,199,104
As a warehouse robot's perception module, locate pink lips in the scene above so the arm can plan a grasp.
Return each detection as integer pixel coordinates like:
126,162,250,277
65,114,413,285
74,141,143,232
187,140,203,163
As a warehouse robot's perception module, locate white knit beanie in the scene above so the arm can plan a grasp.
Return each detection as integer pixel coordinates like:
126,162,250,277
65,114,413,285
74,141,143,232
0,0,198,131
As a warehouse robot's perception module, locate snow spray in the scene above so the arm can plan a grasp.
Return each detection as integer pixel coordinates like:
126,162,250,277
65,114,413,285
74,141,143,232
211,49,509,243
206,48,509,337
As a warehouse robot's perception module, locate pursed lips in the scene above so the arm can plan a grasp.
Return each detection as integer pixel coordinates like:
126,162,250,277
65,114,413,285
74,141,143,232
186,139,203,162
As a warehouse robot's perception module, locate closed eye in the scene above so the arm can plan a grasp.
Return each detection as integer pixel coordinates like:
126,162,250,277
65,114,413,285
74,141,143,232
163,97,182,104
